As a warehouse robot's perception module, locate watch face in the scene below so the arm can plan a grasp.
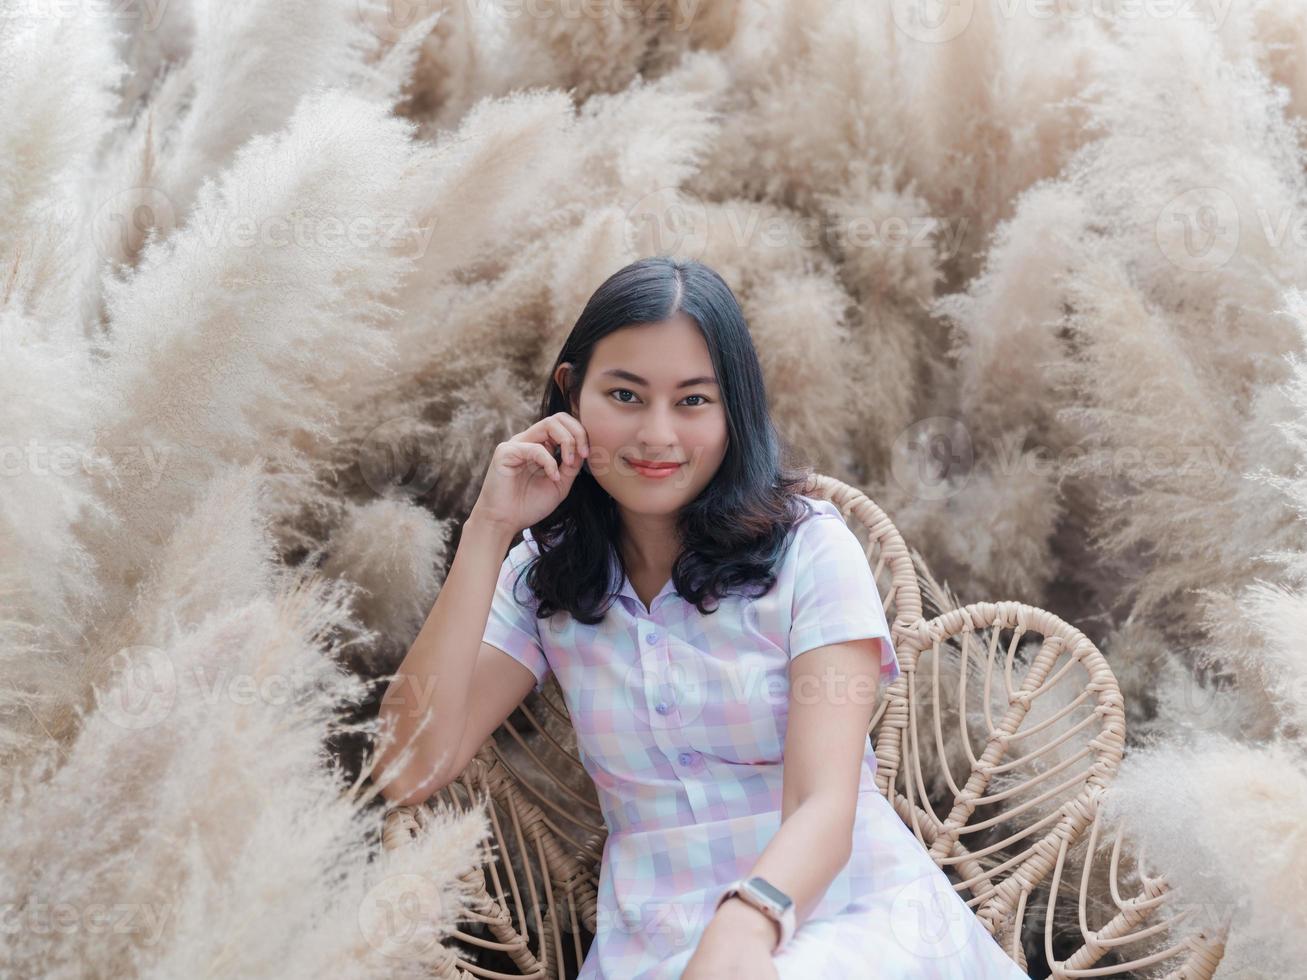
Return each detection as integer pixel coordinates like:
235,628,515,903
746,876,793,911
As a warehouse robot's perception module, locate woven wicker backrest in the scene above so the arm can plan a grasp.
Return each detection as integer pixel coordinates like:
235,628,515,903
379,474,1227,979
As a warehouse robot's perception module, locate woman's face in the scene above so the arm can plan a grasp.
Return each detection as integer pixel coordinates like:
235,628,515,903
556,313,729,516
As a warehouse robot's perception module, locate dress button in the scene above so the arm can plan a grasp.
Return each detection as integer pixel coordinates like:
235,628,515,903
677,751,693,765
646,631,659,644
655,702,670,715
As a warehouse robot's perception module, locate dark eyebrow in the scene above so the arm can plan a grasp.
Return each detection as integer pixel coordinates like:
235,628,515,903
600,368,719,388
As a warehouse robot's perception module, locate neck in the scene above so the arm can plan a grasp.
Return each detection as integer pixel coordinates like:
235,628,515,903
617,506,681,577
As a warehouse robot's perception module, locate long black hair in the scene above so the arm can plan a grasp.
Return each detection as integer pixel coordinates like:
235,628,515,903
520,255,814,626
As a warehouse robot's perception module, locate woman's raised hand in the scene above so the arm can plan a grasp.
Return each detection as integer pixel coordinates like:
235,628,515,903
470,412,590,533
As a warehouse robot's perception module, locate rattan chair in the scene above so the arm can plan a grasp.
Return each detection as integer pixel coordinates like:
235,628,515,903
377,473,1229,978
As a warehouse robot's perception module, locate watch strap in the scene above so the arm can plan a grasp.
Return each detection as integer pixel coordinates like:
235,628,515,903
715,877,796,951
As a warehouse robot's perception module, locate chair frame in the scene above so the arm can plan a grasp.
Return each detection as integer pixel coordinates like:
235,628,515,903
378,473,1229,979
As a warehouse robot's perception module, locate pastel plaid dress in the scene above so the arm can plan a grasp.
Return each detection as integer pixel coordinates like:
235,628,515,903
482,495,1028,979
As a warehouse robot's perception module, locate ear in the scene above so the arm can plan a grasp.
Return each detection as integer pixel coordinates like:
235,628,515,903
554,362,579,415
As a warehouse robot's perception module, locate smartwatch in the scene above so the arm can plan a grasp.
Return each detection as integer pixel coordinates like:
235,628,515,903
714,875,796,951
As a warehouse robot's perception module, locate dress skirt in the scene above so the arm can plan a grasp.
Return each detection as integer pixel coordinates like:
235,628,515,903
769,788,1029,980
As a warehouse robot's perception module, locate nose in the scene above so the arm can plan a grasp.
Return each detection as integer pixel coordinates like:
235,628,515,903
637,402,678,453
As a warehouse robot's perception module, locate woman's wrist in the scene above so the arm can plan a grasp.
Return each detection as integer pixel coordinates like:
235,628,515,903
463,508,519,553
711,895,781,951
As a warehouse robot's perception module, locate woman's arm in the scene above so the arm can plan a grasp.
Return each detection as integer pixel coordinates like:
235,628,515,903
372,416,587,805
372,512,519,805
709,635,885,949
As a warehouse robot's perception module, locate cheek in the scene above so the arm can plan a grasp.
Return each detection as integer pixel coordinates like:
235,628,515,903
688,412,728,455
575,393,633,470
675,417,728,481
578,397,624,446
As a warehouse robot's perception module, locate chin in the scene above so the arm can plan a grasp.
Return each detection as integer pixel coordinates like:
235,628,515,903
601,481,688,511
615,488,686,510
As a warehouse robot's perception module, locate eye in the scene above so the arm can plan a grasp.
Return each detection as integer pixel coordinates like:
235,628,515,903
606,389,712,407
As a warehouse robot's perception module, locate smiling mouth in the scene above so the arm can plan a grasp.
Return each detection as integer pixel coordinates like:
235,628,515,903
628,458,684,479
629,460,682,469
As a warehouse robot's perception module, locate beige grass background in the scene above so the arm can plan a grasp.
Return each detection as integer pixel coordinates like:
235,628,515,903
2,1,1306,976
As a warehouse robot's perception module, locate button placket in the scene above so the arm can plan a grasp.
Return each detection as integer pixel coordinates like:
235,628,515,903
636,621,706,817
637,618,671,728
638,620,678,723
677,750,711,817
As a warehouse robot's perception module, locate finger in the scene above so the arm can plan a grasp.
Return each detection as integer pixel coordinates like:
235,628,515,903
558,446,583,477
545,416,578,464
520,416,562,454
526,413,588,461
560,412,590,457
506,440,560,483
553,411,590,458
528,442,562,482
525,416,567,461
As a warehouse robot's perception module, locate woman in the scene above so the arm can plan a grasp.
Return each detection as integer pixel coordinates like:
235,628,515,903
377,256,1028,979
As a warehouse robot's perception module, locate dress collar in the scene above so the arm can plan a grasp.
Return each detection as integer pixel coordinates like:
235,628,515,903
606,545,678,614
525,527,677,614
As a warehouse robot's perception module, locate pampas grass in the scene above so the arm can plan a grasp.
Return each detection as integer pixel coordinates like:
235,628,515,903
87,88,440,582
321,498,452,670
0,464,491,978
5,1,1307,975
1103,735,1307,976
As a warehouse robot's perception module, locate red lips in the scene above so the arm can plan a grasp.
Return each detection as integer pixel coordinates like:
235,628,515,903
628,458,683,469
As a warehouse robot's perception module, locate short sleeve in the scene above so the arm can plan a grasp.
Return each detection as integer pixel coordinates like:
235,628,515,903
481,529,552,694
788,504,903,687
